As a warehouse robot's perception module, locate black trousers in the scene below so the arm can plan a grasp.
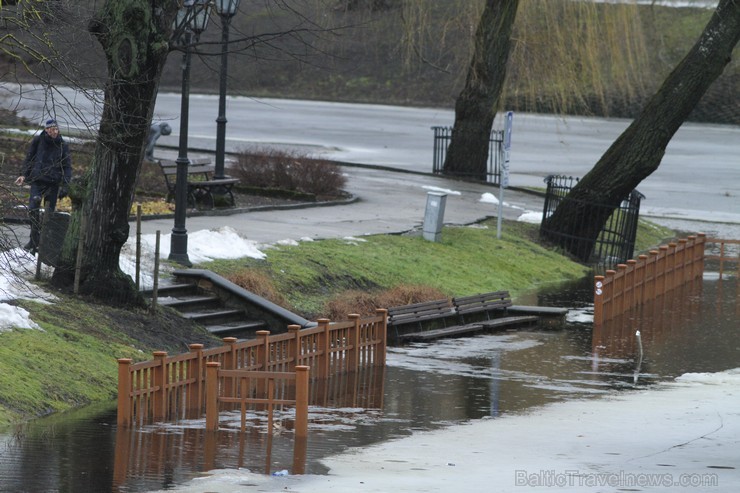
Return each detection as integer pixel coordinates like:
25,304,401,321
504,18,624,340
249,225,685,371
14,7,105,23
27,181,60,250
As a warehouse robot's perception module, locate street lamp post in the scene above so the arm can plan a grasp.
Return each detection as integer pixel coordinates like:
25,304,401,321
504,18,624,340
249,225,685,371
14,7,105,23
169,0,211,266
214,0,241,180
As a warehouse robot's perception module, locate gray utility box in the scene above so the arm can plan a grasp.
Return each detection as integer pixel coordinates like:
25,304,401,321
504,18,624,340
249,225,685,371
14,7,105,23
423,191,447,242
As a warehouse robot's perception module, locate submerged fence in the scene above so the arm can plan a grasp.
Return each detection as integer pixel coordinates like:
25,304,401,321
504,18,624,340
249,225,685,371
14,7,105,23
593,235,739,326
117,310,387,428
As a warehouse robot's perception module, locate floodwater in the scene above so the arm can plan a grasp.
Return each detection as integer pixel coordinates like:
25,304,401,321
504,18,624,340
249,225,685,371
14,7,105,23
0,272,737,493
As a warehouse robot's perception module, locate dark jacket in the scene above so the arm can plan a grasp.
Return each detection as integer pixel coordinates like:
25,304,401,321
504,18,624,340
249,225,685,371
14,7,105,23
22,131,72,185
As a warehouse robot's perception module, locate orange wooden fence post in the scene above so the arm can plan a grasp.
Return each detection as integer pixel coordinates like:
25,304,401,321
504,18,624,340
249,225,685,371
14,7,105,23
187,344,204,412
288,325,302,370
677,238,688,283
696,233,706,278
615,264,627,318
647,250,659,300
257,330,271,370
667,242,677,290
317,319,331,379
223,337,238,370
152,351,168,420
348,314,361,372
637,255,648,306
294,365,310,440
117,358,133,427
222,337,238,400
603,270,616,322
205,362,221,431
376,308,388,367
658,246,669,295
593,276,605,327
626,260,637,310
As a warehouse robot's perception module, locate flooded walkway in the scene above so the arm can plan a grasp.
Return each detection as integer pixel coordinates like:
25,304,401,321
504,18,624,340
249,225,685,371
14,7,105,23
0,274,736,492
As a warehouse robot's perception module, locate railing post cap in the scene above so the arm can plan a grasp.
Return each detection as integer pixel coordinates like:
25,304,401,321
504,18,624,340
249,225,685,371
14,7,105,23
223,337,238,343
594,275,605,280
627,259,637,265
606,270,616,275
697,232,706,237
189,343,204,350
659,245,669,250
617,264,627,270
638,254,648,259
206,361,221,368
288,324,301,331
117,358,133,364
348,313,361,319
317,318,331,323
678,238,688,243
296,365,310,372
153,351,167,358
256,330,270,336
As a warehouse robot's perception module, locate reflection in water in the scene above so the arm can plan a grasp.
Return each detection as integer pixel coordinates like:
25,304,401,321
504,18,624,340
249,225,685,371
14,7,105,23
0,275,736,493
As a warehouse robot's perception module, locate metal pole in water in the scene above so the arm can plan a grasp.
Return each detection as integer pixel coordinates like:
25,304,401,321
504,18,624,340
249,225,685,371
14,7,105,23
633,330,643,385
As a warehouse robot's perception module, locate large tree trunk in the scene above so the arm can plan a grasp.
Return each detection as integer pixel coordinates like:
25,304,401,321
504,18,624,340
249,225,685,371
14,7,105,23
51,1,177,305
442,0,519,181
542,0,740,262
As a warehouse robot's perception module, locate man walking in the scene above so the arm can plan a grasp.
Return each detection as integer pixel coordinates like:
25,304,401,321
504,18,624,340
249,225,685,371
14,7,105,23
15,119,73,255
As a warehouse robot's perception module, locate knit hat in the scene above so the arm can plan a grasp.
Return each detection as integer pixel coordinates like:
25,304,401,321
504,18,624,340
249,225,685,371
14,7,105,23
45,119,58,128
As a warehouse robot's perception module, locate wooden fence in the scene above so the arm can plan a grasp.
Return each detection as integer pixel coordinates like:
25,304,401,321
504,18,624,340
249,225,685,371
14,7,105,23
593,234,738,326
117,309,387,428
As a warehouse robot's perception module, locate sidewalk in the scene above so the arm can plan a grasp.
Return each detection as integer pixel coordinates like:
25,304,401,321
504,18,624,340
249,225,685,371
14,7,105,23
131,162,545,246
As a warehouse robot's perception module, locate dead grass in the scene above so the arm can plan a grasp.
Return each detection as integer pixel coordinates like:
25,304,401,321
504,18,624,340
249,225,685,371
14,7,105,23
225,269,292,309
322,283,448,320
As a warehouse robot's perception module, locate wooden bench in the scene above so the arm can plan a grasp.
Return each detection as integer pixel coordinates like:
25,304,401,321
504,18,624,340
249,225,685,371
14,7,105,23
158,159,240,209
452,290,513,324
386,299,454,338
393,291,538,343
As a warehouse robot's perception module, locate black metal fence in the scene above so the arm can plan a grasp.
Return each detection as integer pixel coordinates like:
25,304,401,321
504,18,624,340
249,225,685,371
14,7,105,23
431,126,505,184
540,175,644,267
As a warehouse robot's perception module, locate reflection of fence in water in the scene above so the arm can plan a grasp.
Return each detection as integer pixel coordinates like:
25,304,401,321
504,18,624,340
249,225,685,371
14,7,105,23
592,276,704,363
112,364,386,488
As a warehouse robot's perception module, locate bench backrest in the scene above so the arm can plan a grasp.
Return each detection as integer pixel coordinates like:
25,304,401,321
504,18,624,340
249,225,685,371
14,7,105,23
159,165,215,176
453,291,512,315
387,299,452,325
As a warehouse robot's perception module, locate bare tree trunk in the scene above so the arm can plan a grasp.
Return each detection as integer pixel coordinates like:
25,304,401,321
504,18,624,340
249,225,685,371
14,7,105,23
442,0,519,181
51,1,177,305
542,0,740,262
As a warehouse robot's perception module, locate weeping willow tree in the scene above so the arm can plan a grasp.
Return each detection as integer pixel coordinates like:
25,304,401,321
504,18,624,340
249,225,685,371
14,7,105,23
437,0,650,179
542,0,740,261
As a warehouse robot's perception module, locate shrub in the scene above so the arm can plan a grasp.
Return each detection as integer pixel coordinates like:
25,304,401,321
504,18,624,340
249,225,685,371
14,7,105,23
233,147,346,196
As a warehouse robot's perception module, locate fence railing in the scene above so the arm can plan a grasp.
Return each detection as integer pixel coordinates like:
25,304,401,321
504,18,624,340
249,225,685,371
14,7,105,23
431,126,505,184
117,309,387,428
540,175,644,266
704,237,740,279
593,235,711,326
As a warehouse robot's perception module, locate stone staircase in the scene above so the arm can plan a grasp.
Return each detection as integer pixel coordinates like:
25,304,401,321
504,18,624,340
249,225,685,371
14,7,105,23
143,269,315,340
148,281,269,339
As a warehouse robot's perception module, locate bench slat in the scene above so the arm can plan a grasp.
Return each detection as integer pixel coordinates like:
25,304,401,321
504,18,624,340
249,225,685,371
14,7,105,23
398,315,538,342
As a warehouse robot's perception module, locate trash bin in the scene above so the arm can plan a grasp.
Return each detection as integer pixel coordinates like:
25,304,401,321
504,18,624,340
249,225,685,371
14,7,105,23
423,192,447,242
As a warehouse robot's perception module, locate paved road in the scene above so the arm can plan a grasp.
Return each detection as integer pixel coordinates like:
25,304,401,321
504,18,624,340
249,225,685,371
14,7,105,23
3,84,738,245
